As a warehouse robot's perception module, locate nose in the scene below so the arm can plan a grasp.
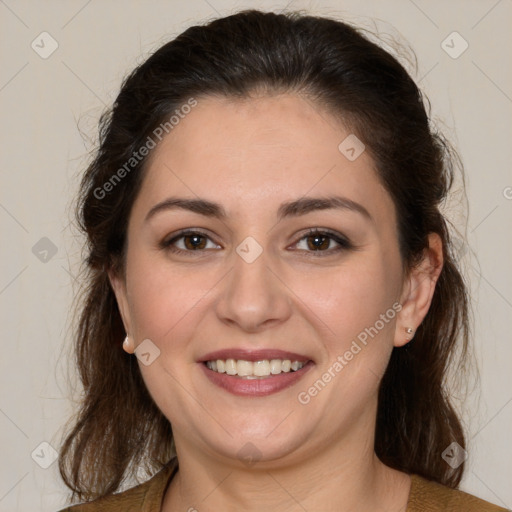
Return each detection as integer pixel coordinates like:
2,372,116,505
214,244,292,333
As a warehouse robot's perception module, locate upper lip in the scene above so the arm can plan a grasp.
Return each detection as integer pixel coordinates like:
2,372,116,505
198,349,312,363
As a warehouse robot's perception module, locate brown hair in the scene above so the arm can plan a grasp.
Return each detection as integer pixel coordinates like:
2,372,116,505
59,9,471,503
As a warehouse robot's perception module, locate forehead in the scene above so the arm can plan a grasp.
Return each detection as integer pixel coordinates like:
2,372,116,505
131,93,396,225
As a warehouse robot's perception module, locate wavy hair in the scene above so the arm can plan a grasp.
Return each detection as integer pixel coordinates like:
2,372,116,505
59,9,471,503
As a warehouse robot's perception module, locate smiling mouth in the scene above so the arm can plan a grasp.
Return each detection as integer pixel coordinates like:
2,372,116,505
204,358,308,379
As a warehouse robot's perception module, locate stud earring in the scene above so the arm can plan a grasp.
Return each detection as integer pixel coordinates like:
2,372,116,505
405,327,414,341
123,335,132,353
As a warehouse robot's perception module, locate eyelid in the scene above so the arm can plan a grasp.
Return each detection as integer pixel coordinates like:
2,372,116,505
161,228,220,251
290,228,353,252
161,227,354,256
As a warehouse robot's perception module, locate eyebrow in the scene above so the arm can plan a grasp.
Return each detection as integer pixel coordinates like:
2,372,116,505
144,195,372,223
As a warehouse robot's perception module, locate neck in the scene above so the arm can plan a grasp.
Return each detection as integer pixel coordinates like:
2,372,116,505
162,419,411,511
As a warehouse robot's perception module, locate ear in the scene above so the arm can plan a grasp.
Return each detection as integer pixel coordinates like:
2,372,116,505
394,233,443,347
108,268,135,354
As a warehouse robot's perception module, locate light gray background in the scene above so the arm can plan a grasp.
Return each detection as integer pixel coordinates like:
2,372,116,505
0,1,511,511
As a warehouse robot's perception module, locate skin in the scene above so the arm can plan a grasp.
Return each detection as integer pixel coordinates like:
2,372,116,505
109,92,443,511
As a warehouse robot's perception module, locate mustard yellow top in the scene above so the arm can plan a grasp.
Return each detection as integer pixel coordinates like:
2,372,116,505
58,457,509,511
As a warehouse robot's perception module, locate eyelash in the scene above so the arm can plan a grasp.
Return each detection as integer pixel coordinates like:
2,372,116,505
160,228,354,257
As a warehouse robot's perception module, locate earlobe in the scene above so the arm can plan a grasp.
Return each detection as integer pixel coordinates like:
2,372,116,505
394,233,443,348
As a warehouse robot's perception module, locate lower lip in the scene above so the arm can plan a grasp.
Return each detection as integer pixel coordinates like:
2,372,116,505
199,361,314,397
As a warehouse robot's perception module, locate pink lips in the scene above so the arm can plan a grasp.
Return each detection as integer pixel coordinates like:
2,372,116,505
198,349,314,397
198,348,311,363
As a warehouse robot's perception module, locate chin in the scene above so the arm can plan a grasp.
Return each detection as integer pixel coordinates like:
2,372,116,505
202,425,311,468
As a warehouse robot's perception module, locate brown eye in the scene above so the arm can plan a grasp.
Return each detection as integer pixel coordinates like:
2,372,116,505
161,230,220,254
305,233,331,251
182,234,207,250
294,229,353,255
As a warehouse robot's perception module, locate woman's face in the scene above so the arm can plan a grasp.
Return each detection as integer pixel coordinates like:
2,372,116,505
111,93,412,467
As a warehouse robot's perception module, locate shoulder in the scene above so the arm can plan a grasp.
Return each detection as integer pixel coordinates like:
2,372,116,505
408,474,509,511
56,458,178,512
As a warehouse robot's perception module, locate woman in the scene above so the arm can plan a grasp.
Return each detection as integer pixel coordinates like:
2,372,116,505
57,9,507,511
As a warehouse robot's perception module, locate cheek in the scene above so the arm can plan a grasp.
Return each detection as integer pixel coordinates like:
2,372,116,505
298,260,400,406
293,255,399,348
124,253,212,416
124,250,218,344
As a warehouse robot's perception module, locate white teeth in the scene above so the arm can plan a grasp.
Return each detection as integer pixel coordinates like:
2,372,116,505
205,358,306,377
253,360,270,376
225,359,237,375
290,361,301,371
216,359,225,373
270,359,282,374
237,360,253,376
